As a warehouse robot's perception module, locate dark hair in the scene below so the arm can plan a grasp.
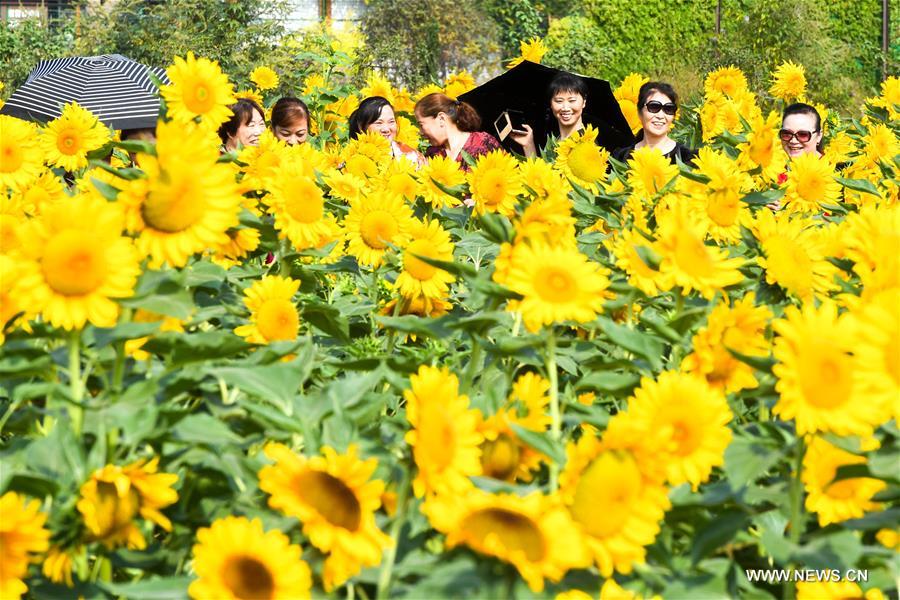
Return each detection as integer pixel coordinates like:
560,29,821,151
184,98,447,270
414,93,481,132
547,72,588,101
270,97,310,131
217,98,264,145
781,102,821,132
637,81,678,109
349,96,392,139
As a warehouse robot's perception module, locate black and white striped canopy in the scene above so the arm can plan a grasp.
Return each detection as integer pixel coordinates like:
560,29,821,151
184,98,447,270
0,54,170,130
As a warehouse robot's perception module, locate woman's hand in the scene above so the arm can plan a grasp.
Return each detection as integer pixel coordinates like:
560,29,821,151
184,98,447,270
509,124,536,158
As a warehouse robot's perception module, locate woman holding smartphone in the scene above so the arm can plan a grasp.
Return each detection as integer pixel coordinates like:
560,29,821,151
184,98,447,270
611,81,696,165
511,73,590,157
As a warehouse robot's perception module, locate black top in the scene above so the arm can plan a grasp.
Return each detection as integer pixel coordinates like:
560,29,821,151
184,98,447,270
611,140,697,166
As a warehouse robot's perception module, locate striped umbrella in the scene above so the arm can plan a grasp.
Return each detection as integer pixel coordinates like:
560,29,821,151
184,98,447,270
0,54,170,130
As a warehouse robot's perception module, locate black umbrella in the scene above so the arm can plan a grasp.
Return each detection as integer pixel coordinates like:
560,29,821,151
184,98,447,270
458,61,635,154
0,54,170,130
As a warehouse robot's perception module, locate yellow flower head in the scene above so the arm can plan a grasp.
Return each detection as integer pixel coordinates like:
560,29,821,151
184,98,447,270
259,443,391,591
769,60,807,101
361,72,395,104
443,71,476,100
519,156,571,199
609,228,662,297
234,88,264,108
467,150,524,216
502,241,611,332
0,116,43,190
861,123,900,168
842,204,900,298
396,219,455,301
129,121,242,268
614,73,650,133
161,51,236,130
344,190,415,267
13,194,140,330
0,492,50,600
704,66,748,98
797,581,883,600
40,102,110,171
773,301,890,436
802,436,885,526
76,457,178,549
418,154,465,209
12,169,66,215
849,289,900,424
189,516,312,600
625,146,679,200
507,37,548,69
871,75,900,120
737,113,787,181
514,194,577,247
653,205,744,299
233,275,301,344
404,365,484,497
555,125,609,193
690,146,754,243
249,65,279,91
783,151,841,214
422,488,590,592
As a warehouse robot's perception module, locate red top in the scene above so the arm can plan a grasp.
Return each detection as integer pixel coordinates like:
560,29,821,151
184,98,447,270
425,131,503,171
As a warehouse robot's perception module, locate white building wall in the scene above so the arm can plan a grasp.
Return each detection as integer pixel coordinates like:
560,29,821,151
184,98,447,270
284,0,365,31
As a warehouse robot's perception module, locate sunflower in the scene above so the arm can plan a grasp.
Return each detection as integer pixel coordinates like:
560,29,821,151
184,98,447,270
42,545,82,588
443,70,476,99
555,125,610,193
690,147,753,243
802,436,885,526
737,113,787,182
861,123,900,168
609,229,663,297
404,365,483,497
769,60,807,101
394,115,422,150
653,205,744,299
626,146,679,200
396,219,455,300
0,492,49,600
360,72,396,104
302,73,326,96
344,190,415,267
753,210,838,302
210,227,261,268
871,75,900,120
324,170,367,203
502,241,611,332
850,290,900,423
559,427,670,577
249,65,279,90
124,309,185,360
418,154,465,209
783,152,841,214
467,150,524,216
518,157,571,199
189,515,312,600
772,301,889,436
842,204,900,298
422,488,589,592
234,88,264,108
268,160,341,252
796,581,883,600
238,130,291,192
382,158,421,201
507,37,548,69
12,195,140,330
259,443,391,591
514,194,577,248
0,255,30,344
682,295,772,394
12,169,66,215
161,52,236,130
614,73,650,133
39,102,110,172
76,457,178,549
625,371,733,489
234,275,301,344
704,66,748,97
130,121,242,267
0,116,43,191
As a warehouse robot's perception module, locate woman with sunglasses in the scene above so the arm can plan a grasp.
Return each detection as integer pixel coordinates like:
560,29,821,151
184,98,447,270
779,103,823,158
611,81,696,166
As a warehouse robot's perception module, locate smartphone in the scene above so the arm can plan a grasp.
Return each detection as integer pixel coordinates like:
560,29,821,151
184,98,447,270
493,110,528,141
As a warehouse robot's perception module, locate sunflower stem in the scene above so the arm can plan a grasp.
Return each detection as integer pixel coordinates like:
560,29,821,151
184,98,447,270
68,328,84,436
278,238,293,277
376,466,411,600
546,331,560,492
785,435,806,600
461,336,482,393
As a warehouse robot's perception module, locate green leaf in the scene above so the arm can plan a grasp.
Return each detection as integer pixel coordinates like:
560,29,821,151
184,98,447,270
377,315,452,339
90,177,121,200
101,576,191,600
214,362,308,416
575,371,640,393
836,177,882,198
841,508,900,530
724,432,785,488
414,254,477,278
477,213,514,244
690,509,750,565
143,331,251,365
727,348,775,374
596,317,664,370
741,188,785,206
171,414,243,446
510,424,564,464
302,299,350,341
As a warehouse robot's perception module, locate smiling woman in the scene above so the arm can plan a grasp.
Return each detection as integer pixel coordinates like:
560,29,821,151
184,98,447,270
217,98,266,152
611,81,696,166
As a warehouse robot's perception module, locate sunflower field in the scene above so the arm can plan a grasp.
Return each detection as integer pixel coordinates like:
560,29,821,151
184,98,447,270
1,34,899,600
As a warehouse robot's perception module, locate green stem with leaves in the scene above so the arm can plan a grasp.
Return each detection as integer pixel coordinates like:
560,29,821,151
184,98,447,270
785,435,806,600
461,336,482,393
376,465,412,600
546,331,560,491
68,329,84,436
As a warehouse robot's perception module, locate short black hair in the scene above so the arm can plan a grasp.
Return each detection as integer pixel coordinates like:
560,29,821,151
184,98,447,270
349,96,393,139
637,81,678,109
217,98,264,145
547,73,588,102
782,102,821,132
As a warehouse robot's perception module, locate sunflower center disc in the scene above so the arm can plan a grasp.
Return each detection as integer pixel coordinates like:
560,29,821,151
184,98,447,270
223,556,276,600
42,230,107,296
461,508,546,561
360,211,398,249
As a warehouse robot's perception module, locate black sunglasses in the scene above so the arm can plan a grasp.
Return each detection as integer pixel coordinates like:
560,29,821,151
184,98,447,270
779,129,819,143
643,100,677,116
